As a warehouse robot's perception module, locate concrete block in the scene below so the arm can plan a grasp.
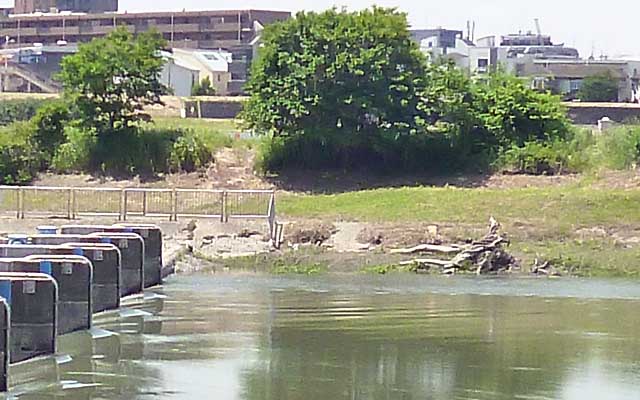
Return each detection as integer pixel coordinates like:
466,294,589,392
62,224,164,288
0,298,8,392
19,255,93,334
115,224,163,288
32,234,144,297
0,273,57,364
0,244,121,313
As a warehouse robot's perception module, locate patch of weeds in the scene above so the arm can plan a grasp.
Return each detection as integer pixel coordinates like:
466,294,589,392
270,259,327,275
361,263,417,275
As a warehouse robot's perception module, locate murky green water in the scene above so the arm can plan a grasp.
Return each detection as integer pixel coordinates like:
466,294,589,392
4,274,640,399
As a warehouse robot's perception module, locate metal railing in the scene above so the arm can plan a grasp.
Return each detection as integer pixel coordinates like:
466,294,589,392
0,186,276,223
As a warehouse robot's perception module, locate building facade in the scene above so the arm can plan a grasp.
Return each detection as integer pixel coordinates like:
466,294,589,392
0,9,290,94
14,0,118,14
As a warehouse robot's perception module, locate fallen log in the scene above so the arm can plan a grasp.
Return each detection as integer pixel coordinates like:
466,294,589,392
390,244,461,255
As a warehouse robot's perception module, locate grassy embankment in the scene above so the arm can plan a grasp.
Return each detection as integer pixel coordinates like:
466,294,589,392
278,181,640,278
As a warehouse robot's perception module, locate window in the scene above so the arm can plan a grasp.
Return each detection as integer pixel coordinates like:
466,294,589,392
569,80,582,92
477,59,489,69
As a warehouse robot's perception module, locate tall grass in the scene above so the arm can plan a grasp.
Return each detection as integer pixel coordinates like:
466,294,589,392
495,125,640,175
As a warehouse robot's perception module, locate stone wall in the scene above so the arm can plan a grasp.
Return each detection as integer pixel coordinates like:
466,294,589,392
181,98,245,119
565,103,640,125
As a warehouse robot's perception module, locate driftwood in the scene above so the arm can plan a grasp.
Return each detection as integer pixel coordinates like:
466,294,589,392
531,259,562,277
390,244,462,255
401,217,519,275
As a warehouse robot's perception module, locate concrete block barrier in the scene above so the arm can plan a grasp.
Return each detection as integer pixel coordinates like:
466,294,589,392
0,244,121,313
115,224,163,288
2,256,93,335
0,273,57,364
89,233,144,297
32,234,144,298
62,224,164,288
0,298,8,392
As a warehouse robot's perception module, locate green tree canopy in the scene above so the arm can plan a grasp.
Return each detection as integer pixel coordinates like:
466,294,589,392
578,72,619,102
58,27,167,134
474,72,570,148
242,7,429,140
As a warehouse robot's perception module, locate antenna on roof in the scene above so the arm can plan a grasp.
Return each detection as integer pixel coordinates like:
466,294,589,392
472,21,476,43
534,18,543,46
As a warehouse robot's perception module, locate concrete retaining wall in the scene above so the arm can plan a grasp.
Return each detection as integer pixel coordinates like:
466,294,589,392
0,273,57,364
565,103,640,125
181,99,244,119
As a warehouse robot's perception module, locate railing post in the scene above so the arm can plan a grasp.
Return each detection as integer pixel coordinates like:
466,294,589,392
220,191,226,223
14,188,20,219
142,191,147,216
123,190,128,221
171,189,178,222
118,189,124,221
19,188,24,219
71,188,77,219
66,188,72,219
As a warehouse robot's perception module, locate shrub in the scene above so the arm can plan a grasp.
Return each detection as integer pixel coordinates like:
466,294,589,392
592,126,640,169
191,76,216,96
496,141,573,175
51,126,97,173
473,72,571,149
31,100,71,161
0,121,43,184
578,72,619,102
0,99,48,126
169,132,213,172
89,127,181,175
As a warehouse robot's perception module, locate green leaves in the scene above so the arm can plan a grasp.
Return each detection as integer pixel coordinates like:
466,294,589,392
58,27,167,135
243,7,571,173
242,7,428,140
578,72,619,102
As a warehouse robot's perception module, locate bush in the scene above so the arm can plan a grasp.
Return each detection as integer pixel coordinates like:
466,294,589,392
592,126,640,169
496,141,573,175
473,72,571,149
89,127,181,175
578,72,619,102
0,121,43,184
256,129,490,174
0,99,48,126
31,100,71,161
51,126,97,173
191,76,216,96
169,131,213,172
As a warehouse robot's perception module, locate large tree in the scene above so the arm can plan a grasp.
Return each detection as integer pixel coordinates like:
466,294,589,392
58,27,167,134
242,7,429,141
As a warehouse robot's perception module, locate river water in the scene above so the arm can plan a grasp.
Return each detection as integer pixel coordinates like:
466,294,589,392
4,274,640,399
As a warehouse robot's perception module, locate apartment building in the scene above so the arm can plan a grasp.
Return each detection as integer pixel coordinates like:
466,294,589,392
14,0,118,14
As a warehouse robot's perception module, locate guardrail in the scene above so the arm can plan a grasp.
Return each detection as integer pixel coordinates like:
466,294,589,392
0,186,276,222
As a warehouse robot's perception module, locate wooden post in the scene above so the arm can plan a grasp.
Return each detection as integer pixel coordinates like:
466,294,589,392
66,188,72,220
220,191,226,223
19,188,24,219
123,190,128,221
171,189,178,222
142,191,147,216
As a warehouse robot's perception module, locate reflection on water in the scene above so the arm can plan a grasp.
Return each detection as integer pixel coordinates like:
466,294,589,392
4,275,640,400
